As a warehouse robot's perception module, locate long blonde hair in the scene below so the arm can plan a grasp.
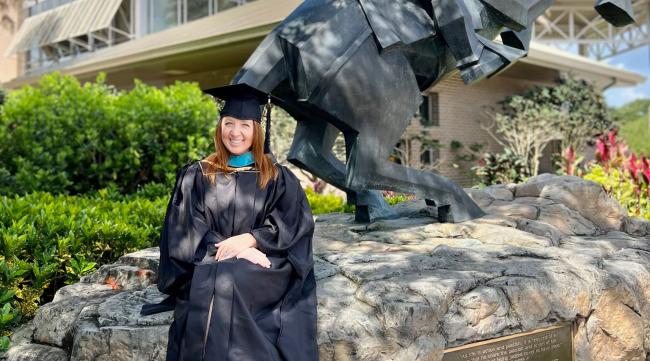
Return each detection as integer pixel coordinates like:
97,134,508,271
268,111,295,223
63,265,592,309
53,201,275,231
201,117,279,189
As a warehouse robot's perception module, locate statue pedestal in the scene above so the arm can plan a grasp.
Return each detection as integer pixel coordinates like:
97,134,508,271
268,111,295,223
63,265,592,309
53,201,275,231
6,175,650,361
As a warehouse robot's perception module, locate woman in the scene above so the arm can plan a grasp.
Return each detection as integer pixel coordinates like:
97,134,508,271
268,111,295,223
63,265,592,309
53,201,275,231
144,84,318,361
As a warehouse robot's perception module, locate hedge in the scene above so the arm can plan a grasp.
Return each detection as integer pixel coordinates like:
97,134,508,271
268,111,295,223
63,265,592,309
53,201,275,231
0,72,217,196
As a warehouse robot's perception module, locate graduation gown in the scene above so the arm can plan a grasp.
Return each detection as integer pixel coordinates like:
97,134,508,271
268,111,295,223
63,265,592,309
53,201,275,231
147,160,318,361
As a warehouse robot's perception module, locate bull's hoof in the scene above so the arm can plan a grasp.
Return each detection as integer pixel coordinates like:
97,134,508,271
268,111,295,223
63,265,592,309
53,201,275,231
437,205,452,223
352,190,399,223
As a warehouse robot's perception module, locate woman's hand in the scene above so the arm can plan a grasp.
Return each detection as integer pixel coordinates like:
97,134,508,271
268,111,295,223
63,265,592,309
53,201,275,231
236,248,272,268
215,233,257,261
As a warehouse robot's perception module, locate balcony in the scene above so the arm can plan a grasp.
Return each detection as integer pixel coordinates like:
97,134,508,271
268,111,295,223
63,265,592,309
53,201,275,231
7,0,256,73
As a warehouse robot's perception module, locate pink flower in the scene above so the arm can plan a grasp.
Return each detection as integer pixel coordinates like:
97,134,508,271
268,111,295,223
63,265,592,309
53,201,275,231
608,128,618,147
641,156,650,184
596,138,609,163
628,153,639,182
642,159,650,185
565,146,576,175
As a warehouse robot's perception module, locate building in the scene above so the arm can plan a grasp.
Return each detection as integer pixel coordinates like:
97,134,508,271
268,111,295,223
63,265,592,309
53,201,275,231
1,0,646,186
404,43,644,185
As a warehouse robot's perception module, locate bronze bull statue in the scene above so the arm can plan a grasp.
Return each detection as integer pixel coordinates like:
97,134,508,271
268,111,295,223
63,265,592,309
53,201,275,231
228,0,635,223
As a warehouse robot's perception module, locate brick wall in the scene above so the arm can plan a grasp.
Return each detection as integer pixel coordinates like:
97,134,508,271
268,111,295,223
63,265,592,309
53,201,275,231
402,70,556,187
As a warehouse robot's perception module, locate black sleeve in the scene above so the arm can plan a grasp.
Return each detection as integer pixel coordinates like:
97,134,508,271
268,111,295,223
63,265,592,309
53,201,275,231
157,162,211,296
249,166,315,280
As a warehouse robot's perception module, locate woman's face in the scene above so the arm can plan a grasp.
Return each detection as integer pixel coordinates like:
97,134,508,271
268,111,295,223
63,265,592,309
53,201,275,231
221,116,255,156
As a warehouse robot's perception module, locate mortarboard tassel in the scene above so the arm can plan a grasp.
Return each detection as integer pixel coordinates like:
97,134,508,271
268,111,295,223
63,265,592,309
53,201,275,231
264,96,272,154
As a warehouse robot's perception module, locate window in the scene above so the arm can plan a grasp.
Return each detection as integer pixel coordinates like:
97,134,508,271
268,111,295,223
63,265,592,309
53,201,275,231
420,139,440,167
420,147,440,166
419,93,439,127
186,0,210,22
150,0,179,33
419,95,429,124
215,0,244,11
147,0,253,33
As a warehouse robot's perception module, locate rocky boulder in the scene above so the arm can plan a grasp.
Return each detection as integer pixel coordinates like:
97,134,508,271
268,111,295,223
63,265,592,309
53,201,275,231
6,174,650,361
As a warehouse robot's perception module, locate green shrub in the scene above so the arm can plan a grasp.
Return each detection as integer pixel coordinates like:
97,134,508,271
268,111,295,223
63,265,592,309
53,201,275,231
110,78,216,190
305,188,415,212
472,148,530,186
0,190,167,337
618,113,650,156
305,187,354,214
613,98,650,123
0,183,353,347
584,164,649,219
0,72,216,196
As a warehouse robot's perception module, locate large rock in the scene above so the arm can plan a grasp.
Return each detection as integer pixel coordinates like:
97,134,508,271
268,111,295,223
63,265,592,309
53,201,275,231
537,203,597,236
32,285,118,347
71,289,171,360
80,264,157,290
622,216,650,237
8,175,650,361
5,344,68,361
514,173,627,231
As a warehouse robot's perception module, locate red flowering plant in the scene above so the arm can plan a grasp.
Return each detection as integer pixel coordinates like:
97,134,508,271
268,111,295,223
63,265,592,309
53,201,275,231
626,153,650,198
595,128,629,168
382,190,417,205
584,129,649,219
558,146,585,177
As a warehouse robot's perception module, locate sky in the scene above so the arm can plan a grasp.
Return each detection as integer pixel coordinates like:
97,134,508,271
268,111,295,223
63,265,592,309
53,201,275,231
603,45,650,108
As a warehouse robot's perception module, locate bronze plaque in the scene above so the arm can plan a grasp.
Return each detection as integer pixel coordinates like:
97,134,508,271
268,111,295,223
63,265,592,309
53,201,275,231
442,324,573,361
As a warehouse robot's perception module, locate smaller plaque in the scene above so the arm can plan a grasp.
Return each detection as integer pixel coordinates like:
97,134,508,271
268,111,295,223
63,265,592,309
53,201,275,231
442,324,573,361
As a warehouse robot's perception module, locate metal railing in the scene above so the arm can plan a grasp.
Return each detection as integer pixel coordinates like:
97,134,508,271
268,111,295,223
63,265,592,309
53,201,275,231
24,0,75,18
19,0,257,74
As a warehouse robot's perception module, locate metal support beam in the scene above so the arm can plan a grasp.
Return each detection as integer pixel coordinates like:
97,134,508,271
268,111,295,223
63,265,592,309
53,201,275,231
534,0,650,59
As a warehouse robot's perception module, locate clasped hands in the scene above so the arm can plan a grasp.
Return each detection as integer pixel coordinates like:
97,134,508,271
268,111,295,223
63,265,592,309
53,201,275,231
214,233,271,268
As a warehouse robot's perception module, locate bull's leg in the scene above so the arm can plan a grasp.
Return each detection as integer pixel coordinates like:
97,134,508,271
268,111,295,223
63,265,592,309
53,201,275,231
287,119,346,186
345,131,485,223
287,118,396,222
291,31,485,223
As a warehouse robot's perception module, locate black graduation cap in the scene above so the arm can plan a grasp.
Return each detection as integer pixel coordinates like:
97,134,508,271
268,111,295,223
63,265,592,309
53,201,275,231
203,83,273,154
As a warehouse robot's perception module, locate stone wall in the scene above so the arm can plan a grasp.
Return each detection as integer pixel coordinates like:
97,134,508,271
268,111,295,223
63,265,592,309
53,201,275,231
4,174,650,361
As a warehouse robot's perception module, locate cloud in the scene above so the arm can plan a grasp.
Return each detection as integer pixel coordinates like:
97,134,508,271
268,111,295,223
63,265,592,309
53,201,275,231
606,86,650,107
